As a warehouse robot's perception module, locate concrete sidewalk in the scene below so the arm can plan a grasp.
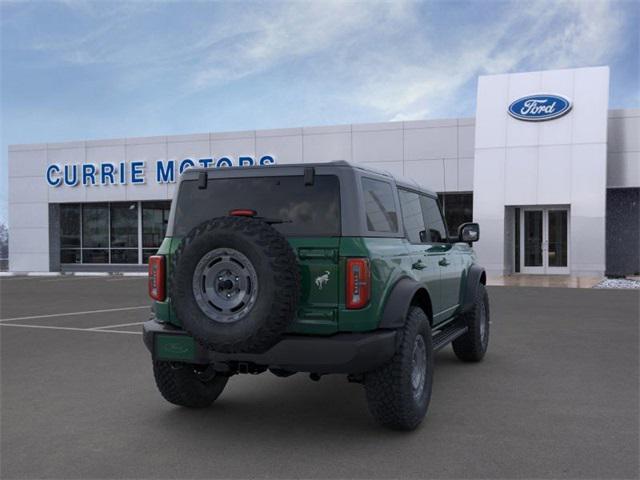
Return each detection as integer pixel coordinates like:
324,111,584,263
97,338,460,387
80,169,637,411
488,274,602,288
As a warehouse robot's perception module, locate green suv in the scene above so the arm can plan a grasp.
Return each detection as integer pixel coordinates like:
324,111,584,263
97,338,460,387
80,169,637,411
143,161,489,430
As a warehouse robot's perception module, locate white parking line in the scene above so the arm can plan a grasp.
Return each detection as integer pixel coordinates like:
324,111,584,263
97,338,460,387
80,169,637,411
89,321,146,330
0,276,41,282
105,277,147,282
41,276,118,283
0,323,142,335
0,306,149,323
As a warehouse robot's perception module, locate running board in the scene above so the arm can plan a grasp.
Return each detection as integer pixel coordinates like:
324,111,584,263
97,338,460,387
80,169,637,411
432,323,468,351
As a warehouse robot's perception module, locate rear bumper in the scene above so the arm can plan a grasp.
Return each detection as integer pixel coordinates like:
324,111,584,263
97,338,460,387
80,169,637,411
143,319,397,374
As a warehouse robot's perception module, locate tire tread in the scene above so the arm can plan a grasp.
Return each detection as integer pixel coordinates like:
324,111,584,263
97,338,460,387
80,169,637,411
364,306,432,430
153,361,228,408
452,284,489,362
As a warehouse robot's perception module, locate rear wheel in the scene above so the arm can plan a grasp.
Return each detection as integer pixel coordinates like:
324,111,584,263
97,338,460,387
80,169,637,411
153,361,229,408
364,306,433,430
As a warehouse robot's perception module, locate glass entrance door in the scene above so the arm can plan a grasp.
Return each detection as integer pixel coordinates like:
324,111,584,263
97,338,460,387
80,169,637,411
522,210,545,273
519,208,569,274
547,210,569,272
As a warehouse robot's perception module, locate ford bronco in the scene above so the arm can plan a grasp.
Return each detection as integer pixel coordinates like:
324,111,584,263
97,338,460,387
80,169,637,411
143,161,489,430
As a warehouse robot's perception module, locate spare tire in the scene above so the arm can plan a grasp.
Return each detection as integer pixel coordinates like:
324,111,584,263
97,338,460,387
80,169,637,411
170,216,300,353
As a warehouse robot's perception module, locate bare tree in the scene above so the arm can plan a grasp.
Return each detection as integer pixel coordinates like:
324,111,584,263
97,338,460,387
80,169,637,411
0,222,8,260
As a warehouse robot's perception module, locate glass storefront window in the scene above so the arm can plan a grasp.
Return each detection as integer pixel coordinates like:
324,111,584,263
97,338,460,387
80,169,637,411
60,249,81,264
82,204,109,248
60,204,81,263
111,249,139,264
60,204,81,248
142,201,170,253
110,203,138,248
60,201,170,265
110,202,138,263
82,249,109,264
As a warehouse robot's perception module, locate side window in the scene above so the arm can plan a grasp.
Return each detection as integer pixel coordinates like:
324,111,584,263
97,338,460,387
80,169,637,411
361,178,398,233
398,189,426,243
420,195,448,243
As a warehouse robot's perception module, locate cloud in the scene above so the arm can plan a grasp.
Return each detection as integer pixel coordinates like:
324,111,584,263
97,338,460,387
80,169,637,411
19,1,413,83
188,1,416,91
349,0,626,121
3,0,631,122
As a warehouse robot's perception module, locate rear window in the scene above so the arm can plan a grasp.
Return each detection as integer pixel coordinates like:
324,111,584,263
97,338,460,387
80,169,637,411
173,175,341,237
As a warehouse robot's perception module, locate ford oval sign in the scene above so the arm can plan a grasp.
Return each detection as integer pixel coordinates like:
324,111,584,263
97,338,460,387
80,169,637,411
508,94,572,121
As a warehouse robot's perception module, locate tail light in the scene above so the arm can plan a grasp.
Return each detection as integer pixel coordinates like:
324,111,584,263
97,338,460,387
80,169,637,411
148,255,166,301
346,258,370,309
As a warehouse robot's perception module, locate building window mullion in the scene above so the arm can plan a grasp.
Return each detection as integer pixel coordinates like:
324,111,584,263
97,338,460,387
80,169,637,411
80,204,83,264
138,201,143,265
107,202,111,264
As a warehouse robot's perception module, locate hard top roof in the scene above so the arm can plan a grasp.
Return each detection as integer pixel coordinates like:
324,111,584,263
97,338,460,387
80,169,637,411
185,160,436,197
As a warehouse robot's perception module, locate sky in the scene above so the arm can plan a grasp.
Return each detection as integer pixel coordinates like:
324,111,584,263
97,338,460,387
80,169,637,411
1,0,638,225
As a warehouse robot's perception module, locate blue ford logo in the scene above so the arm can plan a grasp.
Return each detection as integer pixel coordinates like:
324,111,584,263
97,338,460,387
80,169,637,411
508,94,572,121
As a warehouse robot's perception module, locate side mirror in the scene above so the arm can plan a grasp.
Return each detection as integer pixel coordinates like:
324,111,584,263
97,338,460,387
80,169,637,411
458,222,480,243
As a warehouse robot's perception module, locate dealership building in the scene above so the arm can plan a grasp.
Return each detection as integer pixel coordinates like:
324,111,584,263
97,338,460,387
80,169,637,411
7,66,639,277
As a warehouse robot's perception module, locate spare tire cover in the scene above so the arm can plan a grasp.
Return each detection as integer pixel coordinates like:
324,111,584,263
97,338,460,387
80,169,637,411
170,216,300,353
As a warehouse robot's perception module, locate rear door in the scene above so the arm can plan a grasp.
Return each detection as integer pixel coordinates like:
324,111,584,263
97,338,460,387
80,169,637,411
398,189,443,317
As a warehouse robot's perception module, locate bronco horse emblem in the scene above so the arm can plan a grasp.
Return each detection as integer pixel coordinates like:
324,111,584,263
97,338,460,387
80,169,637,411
315,271,330,290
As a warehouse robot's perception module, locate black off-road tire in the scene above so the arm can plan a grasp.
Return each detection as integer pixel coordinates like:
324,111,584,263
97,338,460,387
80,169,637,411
153,361,229,408
170,216,300,354
364,306,433,430
452,283,490,362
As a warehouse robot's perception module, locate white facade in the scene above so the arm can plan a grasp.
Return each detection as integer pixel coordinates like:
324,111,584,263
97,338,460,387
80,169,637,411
7,66,640,275
473,66,610,276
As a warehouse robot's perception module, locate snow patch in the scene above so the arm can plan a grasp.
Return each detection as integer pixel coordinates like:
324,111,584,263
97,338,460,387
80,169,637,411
593,279,640,289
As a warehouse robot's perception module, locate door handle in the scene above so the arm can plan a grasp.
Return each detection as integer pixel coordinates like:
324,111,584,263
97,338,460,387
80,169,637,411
412,260,426,270
438,258,450,267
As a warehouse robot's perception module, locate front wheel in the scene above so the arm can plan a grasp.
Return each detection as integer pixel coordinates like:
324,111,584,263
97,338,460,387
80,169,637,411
153,361,229,408
364,306,433,430
452,283,490,362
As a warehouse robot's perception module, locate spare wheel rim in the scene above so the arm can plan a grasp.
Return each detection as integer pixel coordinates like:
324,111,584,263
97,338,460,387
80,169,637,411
192,247,259,323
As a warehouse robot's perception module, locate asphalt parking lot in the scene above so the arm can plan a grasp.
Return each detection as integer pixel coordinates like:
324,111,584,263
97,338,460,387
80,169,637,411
1,277,638,479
